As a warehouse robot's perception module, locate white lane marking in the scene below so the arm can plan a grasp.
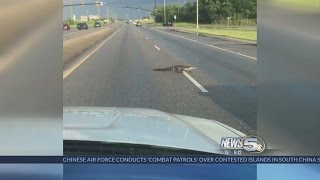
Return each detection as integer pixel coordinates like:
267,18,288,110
63,28,122,80
183,71,208,93
145,37,149,40
153,28,257,60
154,45,160,51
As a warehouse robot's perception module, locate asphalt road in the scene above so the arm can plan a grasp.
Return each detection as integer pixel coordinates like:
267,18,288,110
63,23,257,134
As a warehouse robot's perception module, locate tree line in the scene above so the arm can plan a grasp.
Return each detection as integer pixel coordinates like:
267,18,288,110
153,0,256,24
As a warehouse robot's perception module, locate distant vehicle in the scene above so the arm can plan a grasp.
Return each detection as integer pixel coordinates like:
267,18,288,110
136,22,142,27
126,21,129,24
163,21,173,27
63,24,70,31
77,23,88,30
94,22,101,28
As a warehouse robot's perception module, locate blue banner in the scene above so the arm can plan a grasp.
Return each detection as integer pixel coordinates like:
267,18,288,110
63,156,320,164
0,156,320,164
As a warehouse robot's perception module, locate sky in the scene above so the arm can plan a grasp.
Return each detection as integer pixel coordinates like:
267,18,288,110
63,0,193,20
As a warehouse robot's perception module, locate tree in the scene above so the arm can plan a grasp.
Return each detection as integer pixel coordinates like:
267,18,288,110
200,0,220,23
153,0,256,24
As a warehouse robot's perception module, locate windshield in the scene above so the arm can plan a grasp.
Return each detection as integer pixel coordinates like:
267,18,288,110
63,0,257,154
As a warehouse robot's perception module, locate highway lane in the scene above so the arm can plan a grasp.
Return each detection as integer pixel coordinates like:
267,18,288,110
154,27,257,58
63,23,257,134
139,26,256,85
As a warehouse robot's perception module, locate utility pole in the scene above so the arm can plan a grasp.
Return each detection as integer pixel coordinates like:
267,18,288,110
196,0,199,29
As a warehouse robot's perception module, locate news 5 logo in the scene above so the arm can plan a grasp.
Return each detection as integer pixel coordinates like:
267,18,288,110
220,136,266,153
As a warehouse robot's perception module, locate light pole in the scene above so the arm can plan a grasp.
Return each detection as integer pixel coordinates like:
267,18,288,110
110,9,113,22
196,0,199,29
81,2,88,20
154,8,157,25
107,6,110,20
70,0,73,24
164,0,166,23
126,8,128,20
105,4,108,19
177,0,180,21
97,1,100,18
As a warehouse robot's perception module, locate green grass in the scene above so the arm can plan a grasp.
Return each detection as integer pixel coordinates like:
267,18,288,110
175,22,256,29
171,22,257,41
185,28,256,41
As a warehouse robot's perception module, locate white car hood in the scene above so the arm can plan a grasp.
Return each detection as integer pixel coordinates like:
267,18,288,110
63,107,246,154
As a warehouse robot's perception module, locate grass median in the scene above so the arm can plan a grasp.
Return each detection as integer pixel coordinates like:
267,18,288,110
181,28,256,42
63,28,115,68
156,22,257,42
177,23,256,42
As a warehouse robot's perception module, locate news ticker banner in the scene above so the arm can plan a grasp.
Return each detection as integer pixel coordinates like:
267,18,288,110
0,156,319,164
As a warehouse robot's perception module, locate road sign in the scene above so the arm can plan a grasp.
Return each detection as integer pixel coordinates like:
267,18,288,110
174,15,177,20
100,2,104,6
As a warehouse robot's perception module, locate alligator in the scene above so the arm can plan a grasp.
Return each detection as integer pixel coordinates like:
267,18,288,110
153,65,197,73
